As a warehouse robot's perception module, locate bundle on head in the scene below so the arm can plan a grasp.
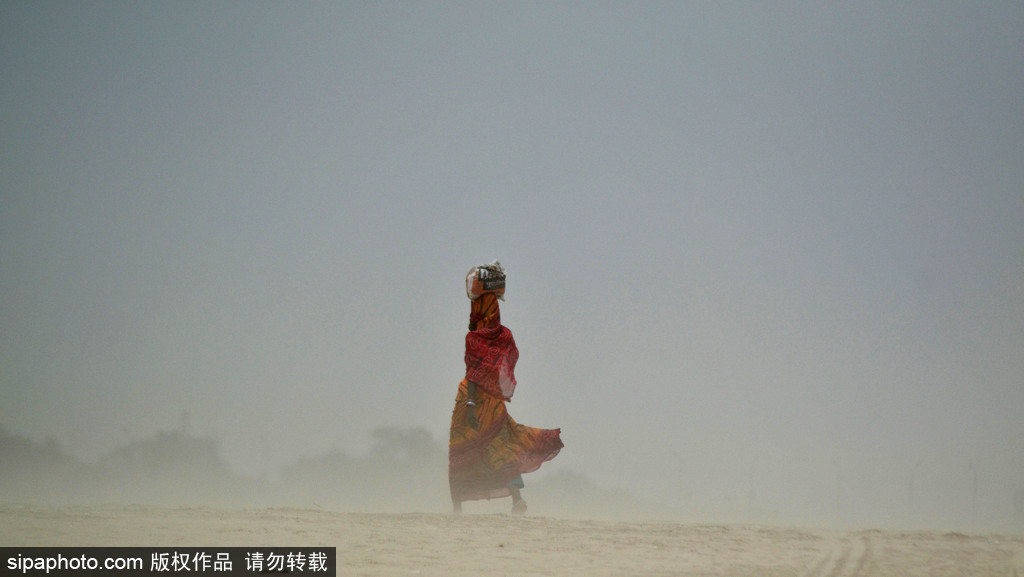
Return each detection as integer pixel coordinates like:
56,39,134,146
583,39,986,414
466,260,506,301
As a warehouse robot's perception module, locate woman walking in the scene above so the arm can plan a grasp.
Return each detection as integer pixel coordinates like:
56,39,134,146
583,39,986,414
449,261,563,514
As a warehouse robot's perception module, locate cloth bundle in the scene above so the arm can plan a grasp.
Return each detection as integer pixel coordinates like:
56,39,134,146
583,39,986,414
466,260,506,301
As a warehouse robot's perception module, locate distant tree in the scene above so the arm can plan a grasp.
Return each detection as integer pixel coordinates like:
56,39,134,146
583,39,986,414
271,427,448,511
368,427,445,469
0,425,73,468
94,430,251,506
0,424,83,503
101,430,226,477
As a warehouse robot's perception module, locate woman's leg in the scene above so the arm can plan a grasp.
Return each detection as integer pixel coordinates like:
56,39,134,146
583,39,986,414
510,487,527,515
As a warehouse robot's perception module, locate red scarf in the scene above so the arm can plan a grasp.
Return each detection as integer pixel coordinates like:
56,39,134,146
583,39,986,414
465,294,518,400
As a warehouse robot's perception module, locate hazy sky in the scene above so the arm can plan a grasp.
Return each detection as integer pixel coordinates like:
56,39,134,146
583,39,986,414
2,2,1022,528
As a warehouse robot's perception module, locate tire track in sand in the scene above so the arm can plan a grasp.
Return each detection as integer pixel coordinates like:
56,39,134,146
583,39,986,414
1012,546,1024,577
801,534,870,577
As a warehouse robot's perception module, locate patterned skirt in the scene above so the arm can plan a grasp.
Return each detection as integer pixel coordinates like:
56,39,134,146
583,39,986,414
448,378,563,502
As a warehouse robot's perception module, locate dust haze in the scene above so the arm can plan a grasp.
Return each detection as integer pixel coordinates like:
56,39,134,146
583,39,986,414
0,424,642,520
4,423,1023,533
2,2,1023,535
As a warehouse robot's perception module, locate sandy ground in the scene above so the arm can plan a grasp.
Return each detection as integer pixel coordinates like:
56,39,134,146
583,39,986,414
2,504,1023,576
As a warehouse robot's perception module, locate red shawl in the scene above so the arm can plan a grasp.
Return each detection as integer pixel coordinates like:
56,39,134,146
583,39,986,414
465,325,518,401
465,292,518,400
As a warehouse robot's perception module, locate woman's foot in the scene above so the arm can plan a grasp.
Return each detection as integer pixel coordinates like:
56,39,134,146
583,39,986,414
511,498,527,516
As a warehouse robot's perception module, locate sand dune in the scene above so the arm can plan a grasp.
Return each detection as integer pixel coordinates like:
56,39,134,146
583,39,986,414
2,504,1022,576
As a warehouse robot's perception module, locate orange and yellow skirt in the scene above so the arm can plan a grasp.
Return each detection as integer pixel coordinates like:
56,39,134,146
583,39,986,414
448,378,563,502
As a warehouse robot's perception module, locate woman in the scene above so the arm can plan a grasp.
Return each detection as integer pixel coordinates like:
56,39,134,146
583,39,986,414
449,261,563,515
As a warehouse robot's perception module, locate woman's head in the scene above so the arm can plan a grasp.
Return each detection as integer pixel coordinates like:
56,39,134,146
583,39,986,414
466,261,505,330
469,292,500,331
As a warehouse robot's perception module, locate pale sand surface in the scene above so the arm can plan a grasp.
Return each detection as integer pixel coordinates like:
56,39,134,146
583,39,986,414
2,504,1022,576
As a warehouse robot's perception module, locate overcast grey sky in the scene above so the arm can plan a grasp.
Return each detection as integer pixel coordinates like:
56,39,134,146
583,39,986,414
2,1,1022,529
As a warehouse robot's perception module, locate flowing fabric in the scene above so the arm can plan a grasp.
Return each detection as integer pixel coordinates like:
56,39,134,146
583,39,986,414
464,323,518,401
448,293,563,503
